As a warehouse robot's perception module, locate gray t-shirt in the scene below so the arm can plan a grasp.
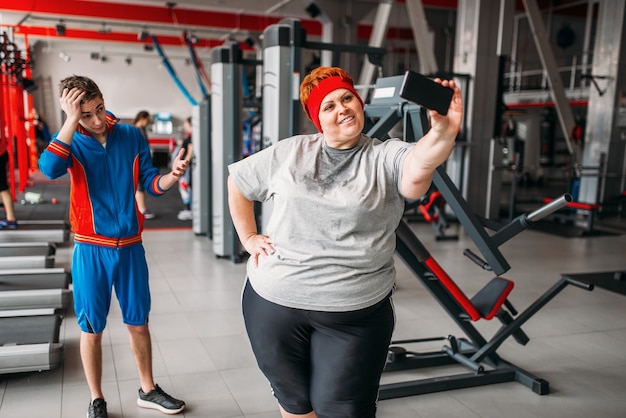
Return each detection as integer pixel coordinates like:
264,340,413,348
228,133,413,311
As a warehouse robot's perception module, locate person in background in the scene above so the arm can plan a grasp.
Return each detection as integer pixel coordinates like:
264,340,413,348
39,75,187,418
0,133,17,229
176,116,194,221
30,108,52,156
227,66,462,418
133,110,155,219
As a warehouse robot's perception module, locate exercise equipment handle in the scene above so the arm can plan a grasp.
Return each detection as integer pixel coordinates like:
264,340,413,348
463,249,492,271
565,277,595,291
526,194,572,223
491,193,572,248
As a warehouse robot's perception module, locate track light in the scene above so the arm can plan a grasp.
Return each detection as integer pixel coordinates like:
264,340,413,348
305,2,321,18
138,28,149,41
55,20,66,36
58,52,71,63
98,23,111,34
188,33,199,44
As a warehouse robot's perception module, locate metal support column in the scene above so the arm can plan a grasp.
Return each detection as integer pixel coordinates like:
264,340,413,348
522,0,579,163
210,43,243,260
356,0,393,99
405,0,438,75
580,1,626,205
192,98,211,236
453,0,502,217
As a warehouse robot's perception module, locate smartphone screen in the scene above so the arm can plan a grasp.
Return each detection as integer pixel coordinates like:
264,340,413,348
399,71,454,115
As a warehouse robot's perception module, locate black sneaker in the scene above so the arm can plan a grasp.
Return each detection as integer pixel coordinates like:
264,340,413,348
87,398,108,418
137,384,185,415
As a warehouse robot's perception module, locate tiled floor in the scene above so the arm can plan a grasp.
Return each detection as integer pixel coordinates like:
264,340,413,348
0,219,625,417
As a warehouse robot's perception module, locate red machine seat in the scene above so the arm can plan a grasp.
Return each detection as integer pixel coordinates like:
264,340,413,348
424,258,514,321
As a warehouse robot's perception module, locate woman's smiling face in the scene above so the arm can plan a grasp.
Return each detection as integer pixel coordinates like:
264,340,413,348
318,88,364,149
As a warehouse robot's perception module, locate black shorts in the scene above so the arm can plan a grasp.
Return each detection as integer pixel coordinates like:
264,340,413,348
242,280,395,418
0,152,8,192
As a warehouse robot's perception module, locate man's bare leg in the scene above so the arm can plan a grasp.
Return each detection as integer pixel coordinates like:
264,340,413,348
80,331,105,401
127,324,155,393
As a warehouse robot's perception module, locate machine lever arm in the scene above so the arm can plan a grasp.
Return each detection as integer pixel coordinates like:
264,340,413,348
526,193,572,223
491,193,572,247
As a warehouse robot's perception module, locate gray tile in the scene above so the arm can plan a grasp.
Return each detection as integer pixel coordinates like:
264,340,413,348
1,226,625,417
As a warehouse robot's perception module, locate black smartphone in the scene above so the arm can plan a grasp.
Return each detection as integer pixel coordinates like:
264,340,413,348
399,71,454,115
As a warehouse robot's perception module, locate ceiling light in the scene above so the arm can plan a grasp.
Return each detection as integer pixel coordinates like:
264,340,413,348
58,52,70,62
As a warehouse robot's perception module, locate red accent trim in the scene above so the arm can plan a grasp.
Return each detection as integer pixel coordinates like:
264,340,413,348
151,176,165,195
74,232,142,248
68,157,96,235
13,25,238,48
424,257,481,321
418,191,442,222
506,99,588,109
47,141,70,159
543,197,600,210
418,205,435,222
0,0,457,43
148,138,172,147
1,0,319,35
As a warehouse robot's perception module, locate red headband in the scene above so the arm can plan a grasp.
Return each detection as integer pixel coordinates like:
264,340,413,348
306,76,364,133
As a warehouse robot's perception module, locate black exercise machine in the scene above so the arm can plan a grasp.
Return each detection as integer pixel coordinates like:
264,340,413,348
0,242,56,269
364,72,596,399
404,189,458,241
0,308,64,374
0,268,72,310
0,220,70,245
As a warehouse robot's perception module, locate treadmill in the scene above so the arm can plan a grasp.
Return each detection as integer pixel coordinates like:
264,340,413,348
0,220,70,244
0,268,72,310
0,242,56,269
0,308,64,374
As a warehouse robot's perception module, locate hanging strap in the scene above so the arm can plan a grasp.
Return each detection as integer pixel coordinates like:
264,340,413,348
184,35,211,96
151,35,198,106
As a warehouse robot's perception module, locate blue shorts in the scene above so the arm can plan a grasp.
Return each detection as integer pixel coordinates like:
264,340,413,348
72,242,151,333
242,280,395,418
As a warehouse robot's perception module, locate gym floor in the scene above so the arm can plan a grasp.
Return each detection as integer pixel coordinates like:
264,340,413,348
1,205,625,416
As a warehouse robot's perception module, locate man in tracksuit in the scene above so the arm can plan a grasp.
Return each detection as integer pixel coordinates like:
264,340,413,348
39,75,187,418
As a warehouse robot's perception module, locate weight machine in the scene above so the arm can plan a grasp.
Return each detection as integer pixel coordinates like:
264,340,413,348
364,72,595,399
260,18,385,234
